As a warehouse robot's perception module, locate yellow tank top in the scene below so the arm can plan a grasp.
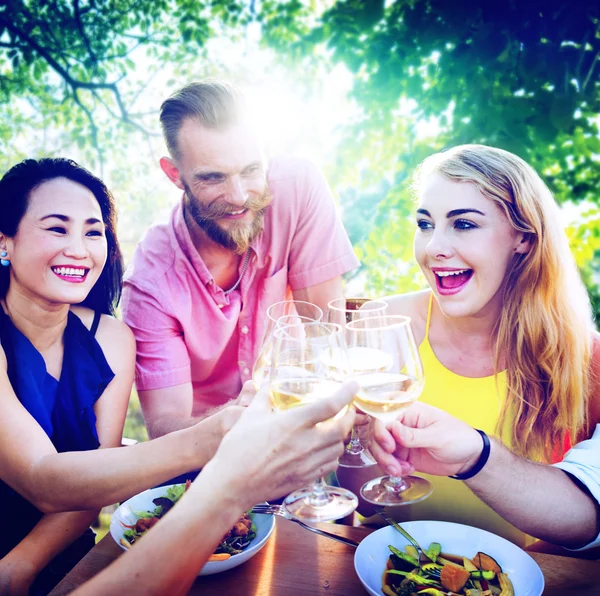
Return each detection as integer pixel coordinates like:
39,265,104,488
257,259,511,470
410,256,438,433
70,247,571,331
387,294,533,547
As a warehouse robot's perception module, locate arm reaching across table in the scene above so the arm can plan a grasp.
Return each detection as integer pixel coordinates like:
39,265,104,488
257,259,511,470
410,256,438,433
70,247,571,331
370,401,600,549
71,382,357,596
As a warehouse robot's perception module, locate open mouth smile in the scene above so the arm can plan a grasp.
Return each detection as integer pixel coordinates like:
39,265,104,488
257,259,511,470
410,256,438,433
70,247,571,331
220,208,248,220
432,268,473,295
51,266,90,283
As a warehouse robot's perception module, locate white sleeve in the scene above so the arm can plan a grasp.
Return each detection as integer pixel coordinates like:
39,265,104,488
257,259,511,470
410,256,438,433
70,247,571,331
553,424,600,550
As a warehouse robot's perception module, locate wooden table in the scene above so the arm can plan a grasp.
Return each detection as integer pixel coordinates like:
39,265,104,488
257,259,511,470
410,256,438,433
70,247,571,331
50,521,600,595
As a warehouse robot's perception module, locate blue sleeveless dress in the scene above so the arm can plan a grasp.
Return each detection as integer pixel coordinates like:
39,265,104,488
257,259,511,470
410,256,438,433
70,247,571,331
0,308,115,593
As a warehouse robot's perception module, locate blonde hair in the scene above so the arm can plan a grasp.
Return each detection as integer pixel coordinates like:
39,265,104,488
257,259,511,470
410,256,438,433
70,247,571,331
414,144,593,461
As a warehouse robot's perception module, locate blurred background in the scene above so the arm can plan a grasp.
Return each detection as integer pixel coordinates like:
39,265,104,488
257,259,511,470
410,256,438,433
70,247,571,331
1,0,599,458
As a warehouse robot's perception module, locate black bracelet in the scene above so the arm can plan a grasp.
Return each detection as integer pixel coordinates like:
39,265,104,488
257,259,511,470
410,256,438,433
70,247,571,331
449,429,491,480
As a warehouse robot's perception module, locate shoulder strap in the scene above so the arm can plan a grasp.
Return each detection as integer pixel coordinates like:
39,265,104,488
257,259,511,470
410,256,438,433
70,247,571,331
424,292,434,342
90,311,101,337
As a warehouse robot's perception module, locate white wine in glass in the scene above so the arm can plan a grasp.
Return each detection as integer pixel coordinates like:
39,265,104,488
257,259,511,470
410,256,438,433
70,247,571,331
269,321,358,523
345,315,432,507
252,300,323,390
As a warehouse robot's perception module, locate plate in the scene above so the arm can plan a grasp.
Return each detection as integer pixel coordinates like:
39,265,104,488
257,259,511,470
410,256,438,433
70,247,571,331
354,520,544,595
110,484,275,576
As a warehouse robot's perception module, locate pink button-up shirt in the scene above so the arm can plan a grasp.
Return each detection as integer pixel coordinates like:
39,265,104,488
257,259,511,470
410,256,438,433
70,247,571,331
121,156,359,415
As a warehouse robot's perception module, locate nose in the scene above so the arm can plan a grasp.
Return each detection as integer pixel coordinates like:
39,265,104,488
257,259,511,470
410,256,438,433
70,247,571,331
63,234,89,259
225,175,248,208
425,228,453,260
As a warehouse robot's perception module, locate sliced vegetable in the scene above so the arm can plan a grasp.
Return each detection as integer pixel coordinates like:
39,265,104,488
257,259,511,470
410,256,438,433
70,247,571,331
440,563,471,593
405,545,419,560
387,570,441,587
208,553,231,562
471,552,502,574
462,557,478,572
498,573,514,596
415,589,445,596
389,544,419,570
471,570,495,581
425,542,442,563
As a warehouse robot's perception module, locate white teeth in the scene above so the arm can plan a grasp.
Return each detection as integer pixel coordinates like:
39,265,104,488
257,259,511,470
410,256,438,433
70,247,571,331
52,267,86,277
229,209,245,215
436,269,469,277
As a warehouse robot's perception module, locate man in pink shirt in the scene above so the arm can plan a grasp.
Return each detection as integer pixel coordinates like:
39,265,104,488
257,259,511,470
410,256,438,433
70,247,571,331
121,81,359,438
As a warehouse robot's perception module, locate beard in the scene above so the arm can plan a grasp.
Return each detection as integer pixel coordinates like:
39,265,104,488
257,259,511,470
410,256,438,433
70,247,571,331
182,182,273,255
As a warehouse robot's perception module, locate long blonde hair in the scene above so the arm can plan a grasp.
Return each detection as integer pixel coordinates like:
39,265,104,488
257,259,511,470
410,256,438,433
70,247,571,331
414,144,593,461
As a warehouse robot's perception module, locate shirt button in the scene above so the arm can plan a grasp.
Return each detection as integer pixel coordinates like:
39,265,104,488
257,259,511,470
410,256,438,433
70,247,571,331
218,304,224,309
243,367,250,375
241,325,249,334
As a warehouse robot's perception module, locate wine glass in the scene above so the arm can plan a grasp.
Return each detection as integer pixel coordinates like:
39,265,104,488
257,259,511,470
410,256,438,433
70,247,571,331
269,321,358,522
345,315,432,506
252,300,323,390
325,298,388,515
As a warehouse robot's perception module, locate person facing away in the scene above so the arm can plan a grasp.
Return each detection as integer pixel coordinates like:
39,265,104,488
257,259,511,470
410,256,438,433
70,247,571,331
369,144,600,547
121,79,359,439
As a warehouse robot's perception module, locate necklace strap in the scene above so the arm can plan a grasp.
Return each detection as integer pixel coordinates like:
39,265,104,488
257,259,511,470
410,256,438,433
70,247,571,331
223,250,251,296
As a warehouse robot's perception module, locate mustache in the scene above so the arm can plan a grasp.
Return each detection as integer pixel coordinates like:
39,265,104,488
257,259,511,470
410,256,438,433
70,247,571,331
189,191,272,221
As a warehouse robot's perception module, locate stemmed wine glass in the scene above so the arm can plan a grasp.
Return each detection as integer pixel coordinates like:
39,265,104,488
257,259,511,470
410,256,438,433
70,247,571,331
345,315,433,506
252,300,323,390
326,298,387,470
269,320,358,522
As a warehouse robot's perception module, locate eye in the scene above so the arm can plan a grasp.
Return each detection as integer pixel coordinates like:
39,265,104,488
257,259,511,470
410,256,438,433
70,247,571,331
416,219,433,231
454,219,477,230
199,173,225,184
48,226,66,234
86,229,104,237
243,164,261,176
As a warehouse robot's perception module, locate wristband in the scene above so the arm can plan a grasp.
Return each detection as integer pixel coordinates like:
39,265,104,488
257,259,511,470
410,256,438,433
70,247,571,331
449,429,490,480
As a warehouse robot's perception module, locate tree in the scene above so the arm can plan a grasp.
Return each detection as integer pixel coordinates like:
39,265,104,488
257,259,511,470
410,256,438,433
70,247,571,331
0,0,248,171
262,0,600,298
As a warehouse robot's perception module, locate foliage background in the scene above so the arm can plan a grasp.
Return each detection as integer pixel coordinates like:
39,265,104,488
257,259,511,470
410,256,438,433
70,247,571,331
2,0,600,450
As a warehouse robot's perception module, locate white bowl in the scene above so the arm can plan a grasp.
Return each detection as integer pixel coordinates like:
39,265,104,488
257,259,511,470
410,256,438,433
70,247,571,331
110,485,275,576
354,520,544,596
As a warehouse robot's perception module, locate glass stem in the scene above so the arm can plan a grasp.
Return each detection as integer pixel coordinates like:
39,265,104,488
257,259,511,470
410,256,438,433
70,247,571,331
386,475,408,493
308,477,333,507
347,426,363,455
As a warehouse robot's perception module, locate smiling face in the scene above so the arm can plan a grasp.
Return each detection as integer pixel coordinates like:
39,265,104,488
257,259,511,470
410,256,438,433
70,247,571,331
161,119,272,254
414,173,529,320
5,177,107,306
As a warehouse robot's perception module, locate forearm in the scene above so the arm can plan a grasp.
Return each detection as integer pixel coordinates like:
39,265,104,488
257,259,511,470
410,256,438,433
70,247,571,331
72,460,244,596
24,420,220,512
0,510,98,594
146,412,211,439
466,439,599,547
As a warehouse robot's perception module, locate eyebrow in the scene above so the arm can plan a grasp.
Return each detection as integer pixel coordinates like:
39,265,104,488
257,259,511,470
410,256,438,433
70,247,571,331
416,208,486,218
40,214,103,225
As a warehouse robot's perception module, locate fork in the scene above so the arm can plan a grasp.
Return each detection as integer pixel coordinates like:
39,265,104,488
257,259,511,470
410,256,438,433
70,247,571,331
250,504,360,548
375,508,427,568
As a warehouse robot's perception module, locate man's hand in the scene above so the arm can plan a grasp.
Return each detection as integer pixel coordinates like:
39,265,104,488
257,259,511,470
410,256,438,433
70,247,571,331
208,382,357,507
370,402,483,478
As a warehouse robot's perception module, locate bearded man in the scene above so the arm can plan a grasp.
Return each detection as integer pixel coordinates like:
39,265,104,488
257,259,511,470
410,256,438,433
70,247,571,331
121,81,359,438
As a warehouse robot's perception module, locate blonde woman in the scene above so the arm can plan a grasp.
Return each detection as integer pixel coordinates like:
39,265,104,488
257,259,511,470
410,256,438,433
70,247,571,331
373,144,600,546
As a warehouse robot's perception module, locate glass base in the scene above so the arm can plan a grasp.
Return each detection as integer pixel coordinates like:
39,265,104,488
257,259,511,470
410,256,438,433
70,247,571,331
360,474,433,506
284,485,358,523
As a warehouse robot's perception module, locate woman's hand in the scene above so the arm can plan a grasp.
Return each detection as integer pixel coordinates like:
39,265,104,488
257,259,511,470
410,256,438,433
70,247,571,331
369,401,483,477
203,381,357,509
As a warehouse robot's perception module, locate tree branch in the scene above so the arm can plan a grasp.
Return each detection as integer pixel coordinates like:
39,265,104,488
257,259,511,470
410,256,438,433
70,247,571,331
72,88,104,175
73,0,98,70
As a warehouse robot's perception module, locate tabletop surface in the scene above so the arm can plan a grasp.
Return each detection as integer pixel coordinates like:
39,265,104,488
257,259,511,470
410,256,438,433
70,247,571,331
50,521,600,595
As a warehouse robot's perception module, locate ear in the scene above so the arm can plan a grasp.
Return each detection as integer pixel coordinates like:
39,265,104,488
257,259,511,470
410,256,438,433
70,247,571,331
514,232,531,255
159,157,185,191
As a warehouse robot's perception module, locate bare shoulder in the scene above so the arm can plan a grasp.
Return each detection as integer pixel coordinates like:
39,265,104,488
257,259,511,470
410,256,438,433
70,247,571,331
70,307,135,373
383,289,430,344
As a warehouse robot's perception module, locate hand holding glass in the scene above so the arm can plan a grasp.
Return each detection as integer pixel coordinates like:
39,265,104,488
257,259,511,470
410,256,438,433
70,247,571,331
345,315,433,506
269,321,358,522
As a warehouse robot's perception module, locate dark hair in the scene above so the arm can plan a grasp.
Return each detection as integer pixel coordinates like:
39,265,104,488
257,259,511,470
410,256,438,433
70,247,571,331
0,158,123,315
159,80,245,159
